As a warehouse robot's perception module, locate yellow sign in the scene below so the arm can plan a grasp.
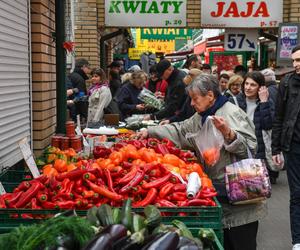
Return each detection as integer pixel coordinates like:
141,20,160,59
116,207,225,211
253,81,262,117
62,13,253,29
147,40,175,53
128,48,155,60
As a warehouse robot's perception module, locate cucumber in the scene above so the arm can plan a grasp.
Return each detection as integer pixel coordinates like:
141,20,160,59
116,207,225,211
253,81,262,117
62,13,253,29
132,214,146,233
96,204,114,226
121,199,133,231
144,205,161,229
112,207,122,224
87,206,100,227
198,228,215,247
172,220,193,240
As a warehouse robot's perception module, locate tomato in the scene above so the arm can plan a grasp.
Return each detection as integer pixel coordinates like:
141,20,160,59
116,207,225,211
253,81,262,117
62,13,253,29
202,148,220,166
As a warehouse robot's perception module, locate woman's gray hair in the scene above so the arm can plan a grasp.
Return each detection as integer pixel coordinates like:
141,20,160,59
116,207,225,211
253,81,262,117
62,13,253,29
186,74,221,97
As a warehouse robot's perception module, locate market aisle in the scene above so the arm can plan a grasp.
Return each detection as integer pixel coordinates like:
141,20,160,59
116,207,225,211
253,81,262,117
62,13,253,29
257,172,291,250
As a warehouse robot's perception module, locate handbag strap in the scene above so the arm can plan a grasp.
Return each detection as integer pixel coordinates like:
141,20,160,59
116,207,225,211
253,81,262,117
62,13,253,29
231,144,253,163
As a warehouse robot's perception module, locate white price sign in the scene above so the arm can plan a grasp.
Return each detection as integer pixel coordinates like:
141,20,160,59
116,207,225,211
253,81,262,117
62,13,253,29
0,182,6,195
18,138,40,178
225,29,258,51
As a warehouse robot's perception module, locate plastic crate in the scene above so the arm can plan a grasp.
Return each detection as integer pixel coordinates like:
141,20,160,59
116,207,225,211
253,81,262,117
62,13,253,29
0,166,31,184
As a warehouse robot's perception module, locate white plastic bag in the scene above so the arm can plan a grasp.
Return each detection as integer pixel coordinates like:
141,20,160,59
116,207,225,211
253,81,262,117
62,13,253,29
187,116,224,166
138,88,164,110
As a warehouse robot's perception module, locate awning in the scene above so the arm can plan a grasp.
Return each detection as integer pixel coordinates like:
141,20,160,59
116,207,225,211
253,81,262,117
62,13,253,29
193,40,207,54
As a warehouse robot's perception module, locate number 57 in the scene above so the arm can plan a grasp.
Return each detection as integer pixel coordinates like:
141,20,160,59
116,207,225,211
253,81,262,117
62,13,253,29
228,34,245,49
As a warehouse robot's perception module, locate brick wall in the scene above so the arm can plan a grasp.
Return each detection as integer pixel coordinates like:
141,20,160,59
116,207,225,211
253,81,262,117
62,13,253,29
31,0,56,156
74,0,100,68
283,0,300,22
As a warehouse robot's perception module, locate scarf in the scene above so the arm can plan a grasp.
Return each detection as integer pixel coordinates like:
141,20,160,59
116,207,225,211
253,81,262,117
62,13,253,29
199,95,228,124
88,82,109,96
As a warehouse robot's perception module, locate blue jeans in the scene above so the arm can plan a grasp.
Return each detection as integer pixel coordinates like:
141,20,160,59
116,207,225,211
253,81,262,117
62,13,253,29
286,142,300,244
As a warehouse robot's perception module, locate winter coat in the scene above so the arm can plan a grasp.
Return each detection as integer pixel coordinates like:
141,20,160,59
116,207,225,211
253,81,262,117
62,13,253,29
148,101,266,228
272,72,300,154
230,93,275,159
145,79,168,96
169,96,195,123
109,78,121,98
151,68,187,120
87,85,112,123
117,82,144,120
69,68,89,94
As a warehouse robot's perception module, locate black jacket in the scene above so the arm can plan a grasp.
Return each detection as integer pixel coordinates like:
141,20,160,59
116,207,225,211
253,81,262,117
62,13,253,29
272,72,300,154
230,93,274,159
151,68,187,120
109,78,121,98
69,68,89,94
169,96,195,123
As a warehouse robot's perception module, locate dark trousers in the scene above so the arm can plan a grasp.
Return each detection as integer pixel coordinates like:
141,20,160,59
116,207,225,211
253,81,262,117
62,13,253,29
286,142,300,244
224,221,258,250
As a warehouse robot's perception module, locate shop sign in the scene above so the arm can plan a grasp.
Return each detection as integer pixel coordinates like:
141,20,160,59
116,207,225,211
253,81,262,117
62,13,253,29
141,28,192,40
128,48,155,60
225,29,258,51
105,0,186,27
201,0,283,28
148,40,175,53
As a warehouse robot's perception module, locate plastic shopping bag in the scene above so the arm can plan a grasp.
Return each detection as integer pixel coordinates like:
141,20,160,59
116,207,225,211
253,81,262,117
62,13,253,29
138,88,164,110
187,116,224,166
225,158,271,205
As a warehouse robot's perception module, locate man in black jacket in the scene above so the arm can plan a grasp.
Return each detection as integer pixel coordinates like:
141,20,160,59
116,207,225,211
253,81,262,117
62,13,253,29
69,58,91,120
144,59,187,121
272,45,300,249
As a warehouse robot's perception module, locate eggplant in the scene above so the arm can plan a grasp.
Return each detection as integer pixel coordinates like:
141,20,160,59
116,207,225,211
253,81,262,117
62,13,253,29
100,224,127,242
113,235,131,250
82,233,112,250
179,245,201,250
140,233,164,249
142,232,179,250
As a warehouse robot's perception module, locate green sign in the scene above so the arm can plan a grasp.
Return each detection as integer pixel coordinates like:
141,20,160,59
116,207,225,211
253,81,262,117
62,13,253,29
141,28,192,40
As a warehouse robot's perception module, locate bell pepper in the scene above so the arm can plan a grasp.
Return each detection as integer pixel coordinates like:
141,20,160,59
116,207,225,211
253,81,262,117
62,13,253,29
37,193,48,203
147,138,160,148
103,168,115,192
119,169,145,194
118,166,138,185
142,172,172,189
133,188,157,207
53,158,67,172
159,183,174,199
85,180,123,201
15,182,43,208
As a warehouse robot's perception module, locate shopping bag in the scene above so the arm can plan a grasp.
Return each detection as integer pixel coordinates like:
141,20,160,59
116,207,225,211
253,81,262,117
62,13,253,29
225,149,271,205
138,88,164,110
262,130,284,171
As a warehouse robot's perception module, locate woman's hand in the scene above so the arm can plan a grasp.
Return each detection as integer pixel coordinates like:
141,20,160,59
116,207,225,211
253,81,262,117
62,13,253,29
159,120,170,125
136,104,145,111
258,86,269,103
211,116,236,141
136,128,149,139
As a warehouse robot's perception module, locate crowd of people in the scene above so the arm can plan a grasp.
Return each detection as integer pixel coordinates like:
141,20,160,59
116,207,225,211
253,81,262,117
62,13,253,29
65,44,300,250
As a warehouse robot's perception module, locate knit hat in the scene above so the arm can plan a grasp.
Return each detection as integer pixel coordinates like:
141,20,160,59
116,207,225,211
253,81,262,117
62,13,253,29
128,65,141,72
261,68,276,82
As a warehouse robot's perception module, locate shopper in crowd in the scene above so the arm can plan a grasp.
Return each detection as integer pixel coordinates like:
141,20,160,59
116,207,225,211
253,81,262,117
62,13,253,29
66,76,79,122
224,74,243,104
138,74,264,250
68,58,91,120
234,64,247,78
143,59,187,121
128,65,141,73
229,71,275,183
108,70,121,98
145,64,168,99
219,73,230,95
117,70,148,120
108,60,124,75
159,68,202,125
272,45,300,250
87,68,112,127
202,63,212,74
185,54,202,70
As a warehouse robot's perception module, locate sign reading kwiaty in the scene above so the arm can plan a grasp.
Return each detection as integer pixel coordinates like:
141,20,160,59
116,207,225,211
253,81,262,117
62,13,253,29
201,0,283,28
105,0,186,27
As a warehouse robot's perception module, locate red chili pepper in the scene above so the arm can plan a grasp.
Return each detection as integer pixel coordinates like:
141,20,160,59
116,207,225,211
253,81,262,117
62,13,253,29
197,191,218,199
85,180,123,201
56,169,88,181
173,183,186,192
162,138,174,147
122,161,133,169
169,175,180,184
31,198,40,209
65,181,74,194
170,192,187,201
6,191,24,208
21,214,33,219
73,192,83,199
103,168,115,192
155,144,170,155
41,201,58,209
37,193,48,203
49,177,62,191
142,172,172,189
82,190,95,199
95,178,105,186
118,166,138,184
177,200,189,207
156,199,176,207
188,199,211,206
167,146,181,156
15,181,31,192
32,175,48,184
52,193,74,201
147,138,160,148
56,201,75,209
149,168,162,177
131,185,148,195
133,188,157,207
75,186,85,194
15,182,43,208
58,179,70,194
0,196,6,208
120,169,145,194
83,172,96,181
159,183,174,199
75,178,83,187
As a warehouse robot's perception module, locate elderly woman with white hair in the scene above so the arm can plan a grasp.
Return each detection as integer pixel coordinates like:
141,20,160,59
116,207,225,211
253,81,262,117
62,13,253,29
138,74,266,250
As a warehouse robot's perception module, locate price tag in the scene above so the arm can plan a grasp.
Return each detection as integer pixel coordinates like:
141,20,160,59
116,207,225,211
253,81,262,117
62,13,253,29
0,182,6,195
18,138,40,178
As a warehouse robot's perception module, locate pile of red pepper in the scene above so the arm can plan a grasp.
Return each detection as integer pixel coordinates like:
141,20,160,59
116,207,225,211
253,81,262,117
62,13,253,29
0,158,217,210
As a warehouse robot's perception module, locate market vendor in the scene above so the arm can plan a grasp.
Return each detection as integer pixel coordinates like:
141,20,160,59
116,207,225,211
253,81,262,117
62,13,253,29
137,74,266,250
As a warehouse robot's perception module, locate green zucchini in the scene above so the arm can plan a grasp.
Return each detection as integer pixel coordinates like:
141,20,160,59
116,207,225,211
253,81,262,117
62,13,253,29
144,205,161,228
87,206,100,227
121,199,133,230
198,228,215,247
132,214,146,233
172,220,193,240
112,207,122,224
96,204,114,227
